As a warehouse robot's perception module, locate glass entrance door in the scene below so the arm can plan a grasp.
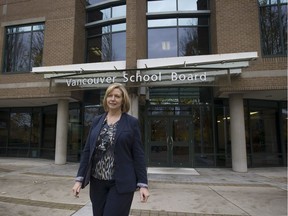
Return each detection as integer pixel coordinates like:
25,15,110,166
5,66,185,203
147,116,193,167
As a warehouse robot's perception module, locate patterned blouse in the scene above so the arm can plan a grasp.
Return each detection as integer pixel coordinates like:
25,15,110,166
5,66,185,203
92,120,118,180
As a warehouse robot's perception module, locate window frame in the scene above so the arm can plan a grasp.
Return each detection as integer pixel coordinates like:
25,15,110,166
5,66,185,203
258,0,287,57
3,23,45,73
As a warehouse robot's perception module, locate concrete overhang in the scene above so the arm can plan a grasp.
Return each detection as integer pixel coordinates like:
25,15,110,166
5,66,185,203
32,52,258,89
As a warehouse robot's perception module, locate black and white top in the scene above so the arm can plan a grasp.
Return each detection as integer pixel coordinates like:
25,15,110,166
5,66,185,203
92,120,118,180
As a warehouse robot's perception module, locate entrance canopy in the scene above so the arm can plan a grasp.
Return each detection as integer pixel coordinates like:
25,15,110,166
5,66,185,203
32,52,258,89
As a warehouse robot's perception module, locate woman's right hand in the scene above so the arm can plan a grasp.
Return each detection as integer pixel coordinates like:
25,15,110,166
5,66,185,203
72,181,82,198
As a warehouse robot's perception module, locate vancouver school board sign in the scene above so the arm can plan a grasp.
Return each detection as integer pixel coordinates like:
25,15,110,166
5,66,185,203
65,71,207,86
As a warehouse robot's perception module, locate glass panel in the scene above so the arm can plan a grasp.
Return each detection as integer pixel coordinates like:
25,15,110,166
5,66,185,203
33,24,44,31
87,8,111,22
31,31,44,67
101,34,112,61
260,6,281,55
15,32,31,72
178,18,209,26
4,23,44,72
194,106,214,163
9,112,31,157
67,108,82,162
111,23,126,32
179,27,209,56
173,146,189,163
258,0,278,5
215,106,231,167
0,110,9,156
4,34,15,72
178,0,208,11
147,0,176,12
281,106,287,159
112,5,126,18
87,26,110,37
148,19,177,27
148,28,177,58
111,32,126,60
172,119,189,142
41,109,56,159
194,154,214,166
83,105,103,142
87,34,111,62
17,26,32,32
150,145,168,164
87,37,102,62
151,119,168,141
86,0,110,5
30,109,41,157
250,107,282,166
281,4,287,54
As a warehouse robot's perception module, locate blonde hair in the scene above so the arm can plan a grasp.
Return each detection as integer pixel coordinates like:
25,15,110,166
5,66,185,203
103,83,130,113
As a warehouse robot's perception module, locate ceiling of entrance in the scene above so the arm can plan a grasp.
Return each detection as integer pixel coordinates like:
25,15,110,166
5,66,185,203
0,89,285,109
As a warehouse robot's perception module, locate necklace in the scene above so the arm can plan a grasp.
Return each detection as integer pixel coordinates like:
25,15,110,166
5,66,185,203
106,114,121,126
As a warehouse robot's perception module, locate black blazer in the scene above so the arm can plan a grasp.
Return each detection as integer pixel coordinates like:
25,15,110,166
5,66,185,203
76,112,148,193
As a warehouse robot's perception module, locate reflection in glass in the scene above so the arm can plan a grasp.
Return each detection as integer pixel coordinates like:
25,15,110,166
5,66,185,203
112,23,126,32
147,0,176,12
259,1,287,55
42,109,56,159
150,146,168,164
173,119,189,142
87,4,126,22
9,112,31,156
112,32,126,60
4,23,44,72
178,18,208,26
0,110,9,155
148,28,177,58
249,106,282,165
173,146,189,163
151,119,168,141
112,5,126,17
179,27,209,56
194,105,213,166
31,31,44,67
30,110,41,157
87,24,125,62
148,19,177,27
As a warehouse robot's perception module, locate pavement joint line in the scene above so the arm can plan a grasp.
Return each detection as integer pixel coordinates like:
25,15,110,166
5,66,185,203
149,181,272,187
22,172,74,179
129,209,246,216
0,196,84,211
207,186,251,216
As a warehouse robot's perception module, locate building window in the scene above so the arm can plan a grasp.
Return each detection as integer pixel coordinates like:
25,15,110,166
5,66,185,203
259,0,287,56
87,23,126,62
147,0,210,59
86,1,126,62
3,23,44,73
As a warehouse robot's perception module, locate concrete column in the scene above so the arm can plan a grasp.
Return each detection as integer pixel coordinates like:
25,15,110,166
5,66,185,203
129,93,139,118
55,99,69,165
229,94,247,172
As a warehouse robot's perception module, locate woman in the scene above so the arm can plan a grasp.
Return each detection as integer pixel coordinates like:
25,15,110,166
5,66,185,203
72,83,149,216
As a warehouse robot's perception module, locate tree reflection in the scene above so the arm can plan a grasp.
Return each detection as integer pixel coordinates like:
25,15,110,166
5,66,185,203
259,1,287,55
5,25,44,72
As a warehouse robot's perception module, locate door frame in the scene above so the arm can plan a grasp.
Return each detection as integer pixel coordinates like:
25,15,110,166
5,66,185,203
146,115,194,167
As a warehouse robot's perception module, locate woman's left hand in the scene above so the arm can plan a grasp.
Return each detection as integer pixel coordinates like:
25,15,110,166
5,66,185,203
139,187,150,202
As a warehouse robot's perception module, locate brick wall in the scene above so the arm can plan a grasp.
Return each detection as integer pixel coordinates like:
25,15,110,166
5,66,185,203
212,0,287,95
0,0,86,100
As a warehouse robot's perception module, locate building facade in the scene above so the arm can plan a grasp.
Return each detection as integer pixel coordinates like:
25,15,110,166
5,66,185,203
0,0,286,171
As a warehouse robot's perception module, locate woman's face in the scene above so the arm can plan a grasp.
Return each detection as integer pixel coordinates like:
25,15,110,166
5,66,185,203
106,88,123,112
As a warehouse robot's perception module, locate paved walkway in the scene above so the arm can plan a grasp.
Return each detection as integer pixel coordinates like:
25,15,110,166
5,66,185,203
0,158,286,216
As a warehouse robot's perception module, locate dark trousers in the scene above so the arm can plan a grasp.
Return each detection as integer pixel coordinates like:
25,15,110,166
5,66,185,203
89,177,134,216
